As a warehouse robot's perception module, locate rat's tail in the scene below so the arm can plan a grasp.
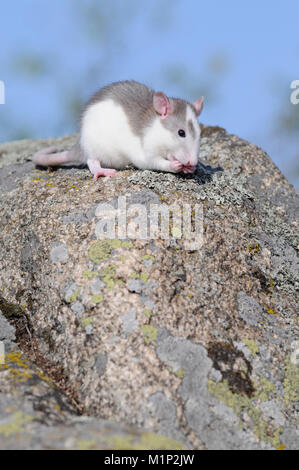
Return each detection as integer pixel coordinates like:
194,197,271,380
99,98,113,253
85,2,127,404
32,146,81,167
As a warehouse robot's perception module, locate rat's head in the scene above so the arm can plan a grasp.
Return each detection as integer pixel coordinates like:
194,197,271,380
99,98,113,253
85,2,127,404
151,91,204,167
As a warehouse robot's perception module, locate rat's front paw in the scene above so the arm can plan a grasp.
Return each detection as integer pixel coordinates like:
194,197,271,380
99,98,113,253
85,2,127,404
170,159,184,173
182,166,196,174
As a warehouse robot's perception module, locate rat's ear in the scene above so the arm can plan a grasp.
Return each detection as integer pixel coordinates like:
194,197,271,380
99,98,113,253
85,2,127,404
193,97,204,116
153,92,174,119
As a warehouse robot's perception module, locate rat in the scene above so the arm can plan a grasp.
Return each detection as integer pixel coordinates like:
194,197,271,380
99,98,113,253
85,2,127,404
33,80,204,181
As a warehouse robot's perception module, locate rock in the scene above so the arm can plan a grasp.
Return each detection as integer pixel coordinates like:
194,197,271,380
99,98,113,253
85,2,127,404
0,347,183,450
0,127,298,450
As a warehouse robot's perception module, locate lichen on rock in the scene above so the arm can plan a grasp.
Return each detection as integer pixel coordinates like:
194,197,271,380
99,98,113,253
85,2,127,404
0,128,298,449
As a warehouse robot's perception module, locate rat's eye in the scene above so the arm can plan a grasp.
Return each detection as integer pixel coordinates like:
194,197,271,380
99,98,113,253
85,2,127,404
178,129,186,138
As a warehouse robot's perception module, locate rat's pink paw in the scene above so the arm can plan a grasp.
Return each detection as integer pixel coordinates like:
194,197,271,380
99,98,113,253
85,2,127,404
94,169,117,181
170,159,184,173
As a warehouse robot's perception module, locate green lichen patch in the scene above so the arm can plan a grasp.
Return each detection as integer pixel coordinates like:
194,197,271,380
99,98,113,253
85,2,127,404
140,273,149,283
254,375,276,403
89,239,133,264
144,309,152,319
142,255,155,263
121,241,134,249
66,289,80,304
82,271,99,279
89,240,120,263
208,379,282,448
76,440,97,450
107,432,185,450
0,411,33,437
284,356,299,405
92,294,103,304
174,368,186,379
252,419,282,449
81,317,94,328
242,339,259,358
208,379,252,416
141,325,158,346
100,265,117,289
131,272,149,283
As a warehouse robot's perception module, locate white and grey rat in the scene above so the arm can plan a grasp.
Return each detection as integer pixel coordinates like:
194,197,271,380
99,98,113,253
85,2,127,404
33,80,204,181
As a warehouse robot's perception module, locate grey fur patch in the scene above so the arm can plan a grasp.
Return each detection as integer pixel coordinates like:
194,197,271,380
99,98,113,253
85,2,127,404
83,81,157,138
160,98,187,134
188,120,196,139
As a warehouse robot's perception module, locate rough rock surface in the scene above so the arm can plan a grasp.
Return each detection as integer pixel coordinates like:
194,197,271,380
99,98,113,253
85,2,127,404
0,127,298,450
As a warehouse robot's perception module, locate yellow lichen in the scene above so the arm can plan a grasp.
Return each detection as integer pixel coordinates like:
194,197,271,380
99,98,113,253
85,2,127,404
131,272,149,283
101,265,117,289
0,412,33,437
89,239,133,264
108,432,184,450
144,309,152,319
0,351,53,386
246,243,260,254
140,273,149,283
82,271,99,279
208,376,282,448
142,255,155,263
92,294,103,304
242,339,259,357
174,368,186,379
284,356,299,405
67,289,80,303
76,440,97,450
276,444,286,450
141,325,158,345
81,317,94,328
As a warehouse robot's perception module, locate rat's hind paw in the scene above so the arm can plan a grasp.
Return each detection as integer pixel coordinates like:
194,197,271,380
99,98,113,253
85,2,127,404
93,169,117,181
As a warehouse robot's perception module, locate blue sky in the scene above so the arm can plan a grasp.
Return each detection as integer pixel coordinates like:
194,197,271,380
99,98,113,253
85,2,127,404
0,0,298,187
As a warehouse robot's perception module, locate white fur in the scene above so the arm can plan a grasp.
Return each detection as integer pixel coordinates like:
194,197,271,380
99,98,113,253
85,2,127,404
186,105,201,166
142,119,175,163
80,99,145,169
